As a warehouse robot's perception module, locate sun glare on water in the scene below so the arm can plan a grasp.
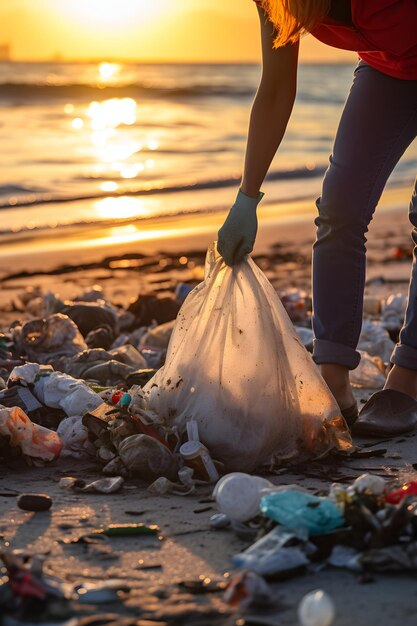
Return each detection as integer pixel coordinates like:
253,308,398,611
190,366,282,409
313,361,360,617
98,63,120,81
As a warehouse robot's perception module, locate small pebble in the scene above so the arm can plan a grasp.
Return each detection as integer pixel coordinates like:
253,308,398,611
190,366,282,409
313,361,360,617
17,493,52,512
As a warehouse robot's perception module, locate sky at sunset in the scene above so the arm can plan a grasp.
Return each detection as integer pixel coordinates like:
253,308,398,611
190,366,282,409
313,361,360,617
0,0,356,63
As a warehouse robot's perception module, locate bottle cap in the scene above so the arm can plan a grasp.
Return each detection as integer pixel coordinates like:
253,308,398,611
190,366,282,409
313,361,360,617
180,440,202,459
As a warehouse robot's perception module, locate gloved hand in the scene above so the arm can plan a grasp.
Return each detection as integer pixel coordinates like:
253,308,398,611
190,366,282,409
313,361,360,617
217,188,264,266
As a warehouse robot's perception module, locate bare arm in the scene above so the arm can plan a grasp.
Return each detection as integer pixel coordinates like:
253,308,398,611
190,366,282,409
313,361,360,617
240,6,299,198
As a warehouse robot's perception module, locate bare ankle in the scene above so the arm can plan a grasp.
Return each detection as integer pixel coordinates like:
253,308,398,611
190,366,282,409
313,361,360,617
385,364,417,399
320,363,355,409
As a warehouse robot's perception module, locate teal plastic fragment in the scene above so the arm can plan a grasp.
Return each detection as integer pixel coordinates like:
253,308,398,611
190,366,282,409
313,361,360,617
260,489,345,536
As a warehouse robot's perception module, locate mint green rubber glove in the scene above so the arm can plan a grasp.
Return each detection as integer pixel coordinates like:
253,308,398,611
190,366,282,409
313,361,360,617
217,188,264,266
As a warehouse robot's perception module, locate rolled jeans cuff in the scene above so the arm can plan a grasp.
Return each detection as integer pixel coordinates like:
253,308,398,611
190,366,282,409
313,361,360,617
313,339,361,370
390,343,417,371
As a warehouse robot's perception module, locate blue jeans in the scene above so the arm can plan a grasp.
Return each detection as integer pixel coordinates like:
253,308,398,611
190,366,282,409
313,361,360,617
312,61,417,370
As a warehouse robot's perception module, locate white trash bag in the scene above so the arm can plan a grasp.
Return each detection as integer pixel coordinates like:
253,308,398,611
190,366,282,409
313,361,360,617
142,244,352,472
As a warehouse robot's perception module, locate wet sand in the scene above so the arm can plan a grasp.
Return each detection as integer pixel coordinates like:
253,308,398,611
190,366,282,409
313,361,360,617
0,184,414,314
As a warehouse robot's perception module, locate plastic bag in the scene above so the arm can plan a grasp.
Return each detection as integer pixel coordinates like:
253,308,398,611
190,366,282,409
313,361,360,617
34,372,102,416
0,406,62,461
14,313,87,363
117,434,177,480
358,320,394,363
232,526,309,576
56,416,95,458
260,489,345,536
350,350,386,389
142,244,352,472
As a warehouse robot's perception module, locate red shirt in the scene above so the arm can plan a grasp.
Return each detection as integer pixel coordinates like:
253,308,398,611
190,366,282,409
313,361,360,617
253,0,417,80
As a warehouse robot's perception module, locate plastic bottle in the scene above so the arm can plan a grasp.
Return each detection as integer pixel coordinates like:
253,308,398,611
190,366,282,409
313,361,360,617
179,441,219,482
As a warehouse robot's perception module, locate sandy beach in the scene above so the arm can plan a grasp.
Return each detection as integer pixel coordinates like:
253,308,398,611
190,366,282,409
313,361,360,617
1,183,417,625
1,5,417,619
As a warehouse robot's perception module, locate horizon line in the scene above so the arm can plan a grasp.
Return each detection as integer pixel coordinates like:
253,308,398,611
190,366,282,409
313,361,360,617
0,57,356,65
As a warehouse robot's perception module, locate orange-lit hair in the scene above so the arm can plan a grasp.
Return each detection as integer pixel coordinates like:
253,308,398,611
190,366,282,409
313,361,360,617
260,0,330,47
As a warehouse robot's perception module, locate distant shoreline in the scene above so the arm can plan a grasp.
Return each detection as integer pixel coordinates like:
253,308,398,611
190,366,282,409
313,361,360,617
0,59,357,66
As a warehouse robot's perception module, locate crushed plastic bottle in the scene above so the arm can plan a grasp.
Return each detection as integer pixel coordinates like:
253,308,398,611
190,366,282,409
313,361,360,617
213,472,273,522
260,489,345,536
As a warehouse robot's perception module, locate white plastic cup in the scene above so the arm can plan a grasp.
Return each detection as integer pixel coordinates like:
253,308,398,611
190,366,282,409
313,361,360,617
213,472,273,522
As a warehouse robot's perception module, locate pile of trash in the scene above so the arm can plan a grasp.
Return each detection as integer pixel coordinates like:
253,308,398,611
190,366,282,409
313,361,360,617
0,246,361,480
213,471,417,581
0,244,411,483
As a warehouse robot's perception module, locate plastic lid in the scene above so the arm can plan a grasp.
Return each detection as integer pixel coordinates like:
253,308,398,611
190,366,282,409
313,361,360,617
180,441,202,458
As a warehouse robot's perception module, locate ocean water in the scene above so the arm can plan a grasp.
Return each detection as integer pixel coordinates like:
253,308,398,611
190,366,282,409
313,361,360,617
0,61,416,238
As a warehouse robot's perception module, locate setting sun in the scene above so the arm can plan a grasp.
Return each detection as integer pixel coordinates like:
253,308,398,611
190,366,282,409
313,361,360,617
63,0,168,30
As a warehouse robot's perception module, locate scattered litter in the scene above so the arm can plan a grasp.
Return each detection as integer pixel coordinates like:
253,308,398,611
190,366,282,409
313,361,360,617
180,440,219,482
350,351,386,388
13,313,87,364
0,550,71,621
73,579,130,605
233,526,310,578
385,479,417,504
92,523,160,537
0,406,63,462
213,473,273,522
118,434,178,481
298,590,335,626
358,320,395,363
2,254,417,624
381,293,407,333
210,513,230,529
260,489,345,535
224,570,273,609
59,476,124,494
